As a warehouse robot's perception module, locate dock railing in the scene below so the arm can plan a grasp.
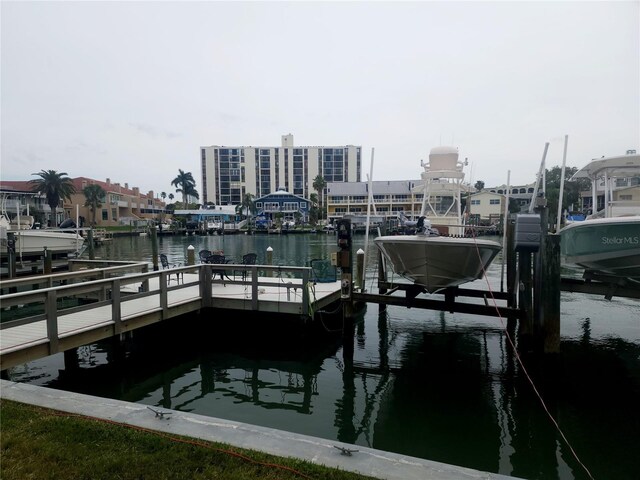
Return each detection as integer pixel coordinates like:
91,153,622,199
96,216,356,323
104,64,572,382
0,263,315,369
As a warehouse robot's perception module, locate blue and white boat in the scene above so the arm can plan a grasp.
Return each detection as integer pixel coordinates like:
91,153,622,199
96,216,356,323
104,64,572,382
560,151,640,280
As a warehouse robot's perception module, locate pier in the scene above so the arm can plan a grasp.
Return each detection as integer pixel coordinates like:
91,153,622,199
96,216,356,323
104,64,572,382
0,262,341,371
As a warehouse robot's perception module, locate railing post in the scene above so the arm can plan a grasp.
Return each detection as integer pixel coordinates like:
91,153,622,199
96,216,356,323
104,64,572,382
111,278,121,334
46,290,59,354
160,271,168,314
251,266,259,310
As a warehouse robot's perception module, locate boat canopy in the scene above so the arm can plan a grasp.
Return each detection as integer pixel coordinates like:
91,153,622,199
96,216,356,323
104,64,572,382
570,153,640,180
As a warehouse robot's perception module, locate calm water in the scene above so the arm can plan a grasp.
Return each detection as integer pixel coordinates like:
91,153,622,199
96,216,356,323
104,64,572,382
8,232,640,480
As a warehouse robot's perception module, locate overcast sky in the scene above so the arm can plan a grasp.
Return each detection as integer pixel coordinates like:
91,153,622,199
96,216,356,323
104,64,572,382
2,1,639,198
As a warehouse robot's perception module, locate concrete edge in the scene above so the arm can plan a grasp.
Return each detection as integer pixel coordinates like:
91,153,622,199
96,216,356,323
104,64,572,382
0,380,520,480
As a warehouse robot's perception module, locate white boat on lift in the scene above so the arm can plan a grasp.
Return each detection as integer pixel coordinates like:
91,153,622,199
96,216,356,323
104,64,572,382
374,146,502,293
0,196,85,261
559,150,640,280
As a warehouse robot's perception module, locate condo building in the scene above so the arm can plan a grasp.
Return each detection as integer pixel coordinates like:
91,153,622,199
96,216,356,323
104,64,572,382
200,134,362,205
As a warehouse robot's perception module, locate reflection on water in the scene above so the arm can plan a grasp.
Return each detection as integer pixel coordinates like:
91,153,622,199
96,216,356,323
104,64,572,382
8,233,640,480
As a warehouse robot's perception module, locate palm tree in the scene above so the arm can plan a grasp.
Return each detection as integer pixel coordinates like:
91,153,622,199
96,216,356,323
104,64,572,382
236,193,256,230
309,193,319,225
30,170,76,227
171,169,197,205
312,175,327,221
183,183,199,207
168,193,174,202
83,184,106,227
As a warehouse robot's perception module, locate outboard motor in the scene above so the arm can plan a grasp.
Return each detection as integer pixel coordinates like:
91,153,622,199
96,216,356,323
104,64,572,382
59,218,77,229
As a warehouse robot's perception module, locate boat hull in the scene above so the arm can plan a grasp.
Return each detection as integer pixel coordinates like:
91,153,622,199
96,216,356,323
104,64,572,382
374,235,502,292
1,230,85,258
560,216,640,279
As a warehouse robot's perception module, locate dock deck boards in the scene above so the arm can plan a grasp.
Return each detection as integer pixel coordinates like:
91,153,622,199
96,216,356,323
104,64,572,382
1,270,342,369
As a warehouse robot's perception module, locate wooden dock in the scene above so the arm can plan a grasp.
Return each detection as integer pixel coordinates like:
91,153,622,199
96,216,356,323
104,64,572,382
0,263,342,371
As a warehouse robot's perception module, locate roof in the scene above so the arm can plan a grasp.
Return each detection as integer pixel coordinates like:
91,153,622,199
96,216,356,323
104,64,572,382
327,180,422,196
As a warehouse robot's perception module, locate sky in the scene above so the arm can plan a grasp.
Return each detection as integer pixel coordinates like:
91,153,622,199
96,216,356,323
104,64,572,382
1,0,639,199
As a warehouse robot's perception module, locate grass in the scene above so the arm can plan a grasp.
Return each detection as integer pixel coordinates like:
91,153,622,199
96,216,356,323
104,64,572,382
0,399,376,480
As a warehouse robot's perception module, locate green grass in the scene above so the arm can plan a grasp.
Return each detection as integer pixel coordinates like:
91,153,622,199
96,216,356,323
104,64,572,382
0,400,375,480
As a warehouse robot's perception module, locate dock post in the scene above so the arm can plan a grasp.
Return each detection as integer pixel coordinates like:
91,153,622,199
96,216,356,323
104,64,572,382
43,247,52,275
87,228,95,260
542,234,561,353
532,203,549,351
187,244,195,266
518,251,534,350
266,246,273,277
151,224,159,271
505,218,518,334
64,348,80,371
7,232,16,279
356,248,364,291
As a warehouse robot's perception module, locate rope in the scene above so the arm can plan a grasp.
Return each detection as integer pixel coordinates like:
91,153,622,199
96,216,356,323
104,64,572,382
470,235,595,480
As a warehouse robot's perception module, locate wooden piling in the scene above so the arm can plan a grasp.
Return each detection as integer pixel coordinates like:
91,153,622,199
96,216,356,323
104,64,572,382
542,234,561,353
87,228,95,260
356,248,364,291
518,251,533,343
151,225,159,271
43,248,52,275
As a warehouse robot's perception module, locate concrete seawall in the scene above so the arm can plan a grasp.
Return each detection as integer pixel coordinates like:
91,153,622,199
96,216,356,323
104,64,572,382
0,380,521,480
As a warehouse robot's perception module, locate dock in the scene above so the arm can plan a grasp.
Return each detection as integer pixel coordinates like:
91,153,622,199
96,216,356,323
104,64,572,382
0,262,342,371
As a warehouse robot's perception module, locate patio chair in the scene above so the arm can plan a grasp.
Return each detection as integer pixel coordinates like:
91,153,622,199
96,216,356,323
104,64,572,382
206,253,231,284
198,249,212,264
160,253,183,284
235,252,258,281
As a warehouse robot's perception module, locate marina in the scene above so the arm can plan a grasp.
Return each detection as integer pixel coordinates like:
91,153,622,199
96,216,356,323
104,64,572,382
1,231,638,480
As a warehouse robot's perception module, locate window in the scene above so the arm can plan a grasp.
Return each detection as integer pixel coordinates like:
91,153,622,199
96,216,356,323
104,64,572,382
102,209,108,221
490,199,501,205
471,199,481,205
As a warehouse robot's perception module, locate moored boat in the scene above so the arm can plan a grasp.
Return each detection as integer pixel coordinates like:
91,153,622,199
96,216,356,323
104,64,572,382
374,146,502,292
0,214,85,260
559,150,640,280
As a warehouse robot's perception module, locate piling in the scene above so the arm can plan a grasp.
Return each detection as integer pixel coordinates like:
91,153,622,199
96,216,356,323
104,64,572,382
43,248,52,275
7,232,16,279
542,234,561,353
266,246,273,277
151,225,158,271
87,228,95,260
187,245,195,266
356,248,364,291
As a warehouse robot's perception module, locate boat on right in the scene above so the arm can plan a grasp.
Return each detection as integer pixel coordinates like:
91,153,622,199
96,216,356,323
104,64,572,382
559,150,640,280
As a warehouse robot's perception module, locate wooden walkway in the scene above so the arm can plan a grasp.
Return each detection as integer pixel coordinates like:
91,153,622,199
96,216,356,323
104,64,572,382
0,263,342,371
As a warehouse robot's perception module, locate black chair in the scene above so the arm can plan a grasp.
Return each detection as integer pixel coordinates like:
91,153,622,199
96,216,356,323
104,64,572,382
198,249,212,264
206,253,231,284
235,252,258,281
160,253,183,284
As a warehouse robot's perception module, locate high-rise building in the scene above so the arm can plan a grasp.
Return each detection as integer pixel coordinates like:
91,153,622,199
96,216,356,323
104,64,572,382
200,134,361,205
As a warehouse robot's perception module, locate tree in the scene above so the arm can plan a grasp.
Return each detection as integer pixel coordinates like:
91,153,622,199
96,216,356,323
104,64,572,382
83,184,106,227
312,175,327,221
171,169,198,205
30,170,76,227
543,166,590,223
168,193,174,203
309,193,319,225
236,193,256,231
474,180,485,191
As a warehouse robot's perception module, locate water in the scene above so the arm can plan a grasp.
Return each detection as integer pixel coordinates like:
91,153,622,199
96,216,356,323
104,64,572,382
7,232,640,480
